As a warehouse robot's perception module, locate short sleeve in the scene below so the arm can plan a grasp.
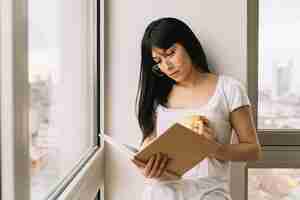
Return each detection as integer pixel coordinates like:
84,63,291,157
224,76,251,112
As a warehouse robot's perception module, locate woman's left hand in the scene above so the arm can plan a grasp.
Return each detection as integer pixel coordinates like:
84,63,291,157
202,125,217,142
193,123,222,159
192,120,217,142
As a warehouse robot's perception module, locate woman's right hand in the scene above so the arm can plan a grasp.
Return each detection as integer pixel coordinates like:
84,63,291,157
131,153,180,181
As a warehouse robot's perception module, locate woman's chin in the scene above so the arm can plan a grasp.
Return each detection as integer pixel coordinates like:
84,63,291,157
172,75,186,83
171,77,180,82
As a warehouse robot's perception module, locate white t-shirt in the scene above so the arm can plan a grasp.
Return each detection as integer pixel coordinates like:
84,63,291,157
155,74,251,181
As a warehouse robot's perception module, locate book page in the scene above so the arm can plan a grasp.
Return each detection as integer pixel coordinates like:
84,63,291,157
99,133,139,159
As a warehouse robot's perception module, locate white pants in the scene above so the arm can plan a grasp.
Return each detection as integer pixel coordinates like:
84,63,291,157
142,177,232,200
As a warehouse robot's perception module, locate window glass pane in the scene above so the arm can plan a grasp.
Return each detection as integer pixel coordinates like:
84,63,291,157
29,1,94,199
258,0,300,129
248,169,300,200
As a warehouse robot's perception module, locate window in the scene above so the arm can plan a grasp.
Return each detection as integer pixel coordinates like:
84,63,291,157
28,0,98,198
258,0,300,131
246,150,300,200
243,1,300,200
248,0,300,146
248,168,300,199
1,0,105,200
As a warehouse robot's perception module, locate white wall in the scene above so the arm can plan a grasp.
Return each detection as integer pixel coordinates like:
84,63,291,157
104,0,247,199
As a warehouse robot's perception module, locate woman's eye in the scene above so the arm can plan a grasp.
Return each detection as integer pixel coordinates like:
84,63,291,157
168,51,175,56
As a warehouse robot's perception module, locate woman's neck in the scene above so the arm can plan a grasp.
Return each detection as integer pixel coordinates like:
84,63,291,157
176,67,209,89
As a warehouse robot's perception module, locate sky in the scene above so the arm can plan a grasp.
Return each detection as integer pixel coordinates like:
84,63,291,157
259,0,300,94
28,0,62,83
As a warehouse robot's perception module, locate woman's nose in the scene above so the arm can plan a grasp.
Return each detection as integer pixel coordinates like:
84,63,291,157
164,59,174,70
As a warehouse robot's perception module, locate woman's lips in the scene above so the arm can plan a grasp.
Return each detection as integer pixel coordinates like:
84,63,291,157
170,71,179,76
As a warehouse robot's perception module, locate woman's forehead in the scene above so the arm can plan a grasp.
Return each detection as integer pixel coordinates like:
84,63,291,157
151,47,167,57
151,44,176,57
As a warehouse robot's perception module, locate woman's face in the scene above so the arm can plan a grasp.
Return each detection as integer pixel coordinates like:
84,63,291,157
151,43,195,82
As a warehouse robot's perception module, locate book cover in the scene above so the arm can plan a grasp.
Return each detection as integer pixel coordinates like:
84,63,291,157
134,123,220,177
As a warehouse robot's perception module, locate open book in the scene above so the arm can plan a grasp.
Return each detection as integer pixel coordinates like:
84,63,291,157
99,120,220,177
99,133,139,158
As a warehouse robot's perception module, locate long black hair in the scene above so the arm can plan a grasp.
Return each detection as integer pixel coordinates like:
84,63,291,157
135,17,210,143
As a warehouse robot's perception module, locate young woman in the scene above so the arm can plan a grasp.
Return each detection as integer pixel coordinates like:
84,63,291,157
133,17,262,200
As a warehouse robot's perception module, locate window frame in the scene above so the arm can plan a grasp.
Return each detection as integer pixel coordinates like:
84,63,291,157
248,0,300,146
1,0,105,199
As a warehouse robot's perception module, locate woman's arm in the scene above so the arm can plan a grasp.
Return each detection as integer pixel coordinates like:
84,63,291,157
213,105,262,161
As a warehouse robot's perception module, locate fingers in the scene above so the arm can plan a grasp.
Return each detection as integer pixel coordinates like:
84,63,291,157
133,153,173,179
143,155,156,177
131,158,146,170
192,120,203,134
190,121,216,140
191,122,216,141
148,153,162,178
154,155,169,178
202,126,216,140
150,155,180,179
199,116,209,126
148,153,170,178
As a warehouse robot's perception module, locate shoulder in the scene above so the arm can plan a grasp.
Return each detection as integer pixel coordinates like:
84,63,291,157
221,74,244,85
220,74,247,94
219,74,251,112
